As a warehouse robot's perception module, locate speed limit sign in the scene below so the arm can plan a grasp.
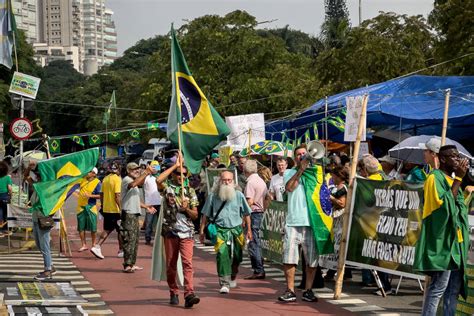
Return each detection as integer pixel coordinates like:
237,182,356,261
10,118,33,140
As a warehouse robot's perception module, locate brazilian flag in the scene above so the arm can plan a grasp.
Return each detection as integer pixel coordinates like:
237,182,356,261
313,123,319,140
304,129,311,143
129,129,140,139
109,131,121,142
71,136,84,146
147,122,160,130
167,26,230,174
31,148,99,216
48,139,60,154
327,118,345,132
89,134,102,146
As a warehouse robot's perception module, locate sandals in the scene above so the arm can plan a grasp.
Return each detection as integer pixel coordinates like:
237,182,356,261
131,266,143,271
78,246,89,252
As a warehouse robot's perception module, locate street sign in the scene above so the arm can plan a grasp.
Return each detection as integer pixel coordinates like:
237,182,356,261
9,71,41,99
9,118,33,140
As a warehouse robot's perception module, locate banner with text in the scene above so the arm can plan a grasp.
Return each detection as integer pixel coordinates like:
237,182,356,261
261,201,287,264
225,113,265,149
346,178,424,278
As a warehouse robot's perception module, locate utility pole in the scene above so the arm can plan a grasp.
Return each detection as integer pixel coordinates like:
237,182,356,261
359,0,362,25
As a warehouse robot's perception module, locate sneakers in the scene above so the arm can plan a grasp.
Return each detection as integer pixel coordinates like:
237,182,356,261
50,266,57,275
302,289,318,302
184,293,200,308
229,280,237,288
278,289,296,302
373,289,393,296
219,286,230,294
34,270,52,281
117,250,124,258
90,245,104,259
169,294,179,305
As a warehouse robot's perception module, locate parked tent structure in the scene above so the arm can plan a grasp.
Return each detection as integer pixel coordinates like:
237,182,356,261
266,75,474,148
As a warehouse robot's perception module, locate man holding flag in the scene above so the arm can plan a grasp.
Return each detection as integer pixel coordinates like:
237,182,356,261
278,144,333,303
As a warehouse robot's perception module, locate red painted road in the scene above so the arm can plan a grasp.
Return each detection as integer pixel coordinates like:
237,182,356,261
66,216,352,315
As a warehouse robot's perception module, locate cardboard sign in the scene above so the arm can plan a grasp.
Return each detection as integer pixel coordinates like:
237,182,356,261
225,113,265,148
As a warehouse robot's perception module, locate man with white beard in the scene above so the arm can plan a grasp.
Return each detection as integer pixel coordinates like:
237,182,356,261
199,171,253,294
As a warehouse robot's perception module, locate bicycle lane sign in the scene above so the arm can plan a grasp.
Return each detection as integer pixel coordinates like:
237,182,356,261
10,118,33,140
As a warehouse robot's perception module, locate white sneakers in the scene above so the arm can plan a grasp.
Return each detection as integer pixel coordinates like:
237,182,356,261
117,250,124,258
90,245,104,259
219,286,230,294
229,280,237,288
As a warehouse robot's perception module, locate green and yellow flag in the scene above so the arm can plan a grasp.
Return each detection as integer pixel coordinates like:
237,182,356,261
129,129,140,139
89,134,102,146
300,165,334,255
31,148,99,216
304,129,311,143
48,139,60,154
102,90,116,125
71,136,84,146
109,131,121,142
313,123,319,140
147,122,160,130
167,25,230,174
0,0,16,69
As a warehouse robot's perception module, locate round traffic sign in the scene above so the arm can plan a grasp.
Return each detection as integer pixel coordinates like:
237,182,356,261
10,118,33,140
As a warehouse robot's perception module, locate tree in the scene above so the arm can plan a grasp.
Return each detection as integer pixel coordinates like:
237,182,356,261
320,0,350,49
314,12,434,94
429,0,474,75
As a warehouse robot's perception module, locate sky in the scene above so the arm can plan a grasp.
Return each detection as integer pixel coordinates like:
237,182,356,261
106,0,434,55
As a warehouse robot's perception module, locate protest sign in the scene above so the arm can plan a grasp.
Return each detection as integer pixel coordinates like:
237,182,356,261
226,113,265,148
7,204,33,228
261,201,287,264
345,177,424,279
344,96,366,142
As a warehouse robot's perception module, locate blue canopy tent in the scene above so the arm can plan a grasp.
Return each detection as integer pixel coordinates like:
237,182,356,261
266,75,474,145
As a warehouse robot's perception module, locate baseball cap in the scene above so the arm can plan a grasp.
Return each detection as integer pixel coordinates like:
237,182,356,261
126,162,140,170
211,153,219,159
379,155,396,165
150,160,159,167
91,167,98,174
419,137,441,154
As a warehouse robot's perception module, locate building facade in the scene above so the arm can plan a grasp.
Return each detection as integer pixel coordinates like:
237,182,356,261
12,0,38,44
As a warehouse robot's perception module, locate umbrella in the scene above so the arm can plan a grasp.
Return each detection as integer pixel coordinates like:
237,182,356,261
240,140,292,157
388,135,472,164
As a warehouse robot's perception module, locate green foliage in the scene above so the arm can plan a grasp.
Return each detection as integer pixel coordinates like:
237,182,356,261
320,0,350,49
429,0,474,75
315,12,433,94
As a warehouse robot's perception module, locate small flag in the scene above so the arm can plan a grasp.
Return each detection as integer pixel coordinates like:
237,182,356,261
297,136,302,146
281,132,286,143
313,123,319,140
147,122,160,130
102,90,116,125
109,131,121,142
130,129,140,139
0,0,16,69
89,134,102,146
48,139,60,154
304,129,311,143
71,136,84,146
327,118,345,132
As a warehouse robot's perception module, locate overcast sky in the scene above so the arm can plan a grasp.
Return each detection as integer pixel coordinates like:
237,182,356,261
106,0,434,55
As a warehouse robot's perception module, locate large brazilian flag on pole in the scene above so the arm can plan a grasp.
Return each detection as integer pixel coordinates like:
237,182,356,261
32,148,99,216
301,165,334,255
167,25,230,174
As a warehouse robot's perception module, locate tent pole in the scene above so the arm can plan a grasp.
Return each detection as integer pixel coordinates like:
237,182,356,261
440,89,450,146
334,93,368,299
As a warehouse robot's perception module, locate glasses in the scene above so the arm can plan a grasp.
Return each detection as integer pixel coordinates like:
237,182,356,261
173,171,187,176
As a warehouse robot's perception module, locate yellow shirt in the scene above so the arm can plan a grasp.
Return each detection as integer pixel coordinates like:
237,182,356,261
76,178,101,213
368,173,383,181
101,173,122,213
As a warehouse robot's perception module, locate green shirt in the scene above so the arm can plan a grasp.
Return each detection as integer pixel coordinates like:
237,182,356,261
0,175,12,194
202,191,251,228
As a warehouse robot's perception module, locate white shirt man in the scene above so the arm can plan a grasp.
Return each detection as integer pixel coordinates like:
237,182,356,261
269,158,288,202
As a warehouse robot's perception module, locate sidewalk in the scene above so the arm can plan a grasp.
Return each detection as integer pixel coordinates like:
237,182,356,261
67,228,351,315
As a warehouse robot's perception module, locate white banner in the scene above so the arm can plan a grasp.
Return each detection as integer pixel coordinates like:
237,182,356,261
225,113,265,148
7,204,33,228
319,213,344,270
344,96,367,142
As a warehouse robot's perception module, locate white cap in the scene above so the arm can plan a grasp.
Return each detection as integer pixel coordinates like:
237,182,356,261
91,167,98,174
419,138,441,154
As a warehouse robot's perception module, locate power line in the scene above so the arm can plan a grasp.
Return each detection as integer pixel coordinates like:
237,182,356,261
34,100,169,114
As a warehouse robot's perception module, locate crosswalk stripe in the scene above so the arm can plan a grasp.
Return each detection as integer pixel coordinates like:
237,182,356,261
0,270,81,275
327,298,367,305
71,281,91,286
0,264,77,268
75,287,95,292
272,276,301,282
316,293,348,298
0,260,75,265
345,305,386,312
0,274,84,280
375,314,401,316
81,309,114,314
82,293,102,298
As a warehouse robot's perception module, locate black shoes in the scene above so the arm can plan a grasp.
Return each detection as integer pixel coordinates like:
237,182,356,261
302,289,318,302
169,294,179,305
244,273,266,280
184,293,200,308
278,289,296,302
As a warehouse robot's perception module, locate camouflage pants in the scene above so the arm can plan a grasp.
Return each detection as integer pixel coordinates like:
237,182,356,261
120,212,140,268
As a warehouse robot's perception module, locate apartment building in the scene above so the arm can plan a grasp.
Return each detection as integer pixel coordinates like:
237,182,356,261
11,0,38,44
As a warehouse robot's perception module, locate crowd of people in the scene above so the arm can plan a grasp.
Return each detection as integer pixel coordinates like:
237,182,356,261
0,135,471,313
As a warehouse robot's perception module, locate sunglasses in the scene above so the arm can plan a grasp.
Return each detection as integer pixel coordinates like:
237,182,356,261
173,171,187,176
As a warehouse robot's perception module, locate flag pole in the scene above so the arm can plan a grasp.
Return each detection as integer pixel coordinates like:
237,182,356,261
177,121,185,201
334,93,368,299
440,88,450,146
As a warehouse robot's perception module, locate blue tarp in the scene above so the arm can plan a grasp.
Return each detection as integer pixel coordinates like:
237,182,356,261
266,75,474,143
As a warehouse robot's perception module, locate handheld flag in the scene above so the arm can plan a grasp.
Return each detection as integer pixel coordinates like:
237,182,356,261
301,165,334,254
89,134,102,146
32,148,99,216
167,26,230,174
48,139,60,154
71,136,84,146
0,0,16,69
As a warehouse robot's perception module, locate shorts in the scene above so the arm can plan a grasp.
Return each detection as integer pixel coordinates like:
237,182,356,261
102,212,121,232
282,226,318,267
77,206,97,232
